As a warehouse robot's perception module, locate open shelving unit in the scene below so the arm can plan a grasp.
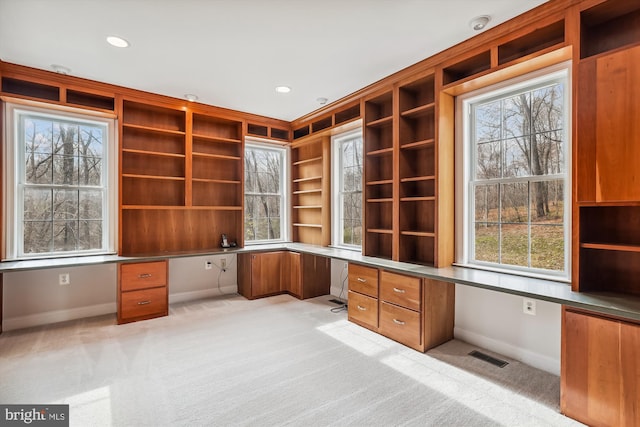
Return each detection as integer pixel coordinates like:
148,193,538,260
119,99,244,255
363,91,394,260
290,135,330,246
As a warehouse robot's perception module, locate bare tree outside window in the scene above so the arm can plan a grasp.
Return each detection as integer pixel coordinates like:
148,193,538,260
244,145,284,241
471,79,566,272
21,114,106,255
335,133,363,247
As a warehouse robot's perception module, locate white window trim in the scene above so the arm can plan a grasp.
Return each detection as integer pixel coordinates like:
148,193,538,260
244,138,289,245
454,62,572,282
331,128,363,251
3,99,118,260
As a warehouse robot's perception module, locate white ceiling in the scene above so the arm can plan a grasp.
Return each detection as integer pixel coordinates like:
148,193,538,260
0,0,547,121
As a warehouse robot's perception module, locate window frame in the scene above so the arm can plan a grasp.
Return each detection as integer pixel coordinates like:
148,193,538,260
455,63,571,281
331,128,363,250
243,139,289,245
3,100,118,260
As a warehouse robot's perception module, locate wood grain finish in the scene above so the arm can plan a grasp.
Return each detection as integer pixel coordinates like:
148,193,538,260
561,307,640,427
300,253,331,299
380,270,421,311
348,263,379,298
379,301,422,350
423,279,455,349
118,260,168,324
347,290,379,330
250,252,284,298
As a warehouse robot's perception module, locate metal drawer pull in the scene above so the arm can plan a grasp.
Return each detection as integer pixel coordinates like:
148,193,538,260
393,319,405,325
137,300,151,305
393,287,405,293
138,273,152,279
357,278,367,283
357,305,367,311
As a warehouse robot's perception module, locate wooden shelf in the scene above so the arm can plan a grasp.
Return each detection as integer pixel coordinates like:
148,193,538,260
366,115,393,128
293,189,322,195
192,152,241,160
192,178,241,184
293,176,322,183
122,205,241,211
400,175,435,183
293,205,322,209
367,198,393,203
580,0,640,59
401,196,435,202
192,133,241,144
293,223,323,228
122,173,185,181
293,156,322,166
400,103,435,118
581,243,640,253
122,123,186,136
401,231,435,237
401,139,435,150
367,179,394,186
122,148,185,159
367,228,393,234
366,147,393,156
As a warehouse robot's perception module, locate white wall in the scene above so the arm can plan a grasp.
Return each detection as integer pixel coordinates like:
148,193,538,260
455,284,561,375
2,254,237,331
329,266,561,375
330,258,349,301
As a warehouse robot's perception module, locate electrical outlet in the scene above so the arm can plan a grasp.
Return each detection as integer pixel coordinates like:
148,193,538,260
523,298,536,316
221,258,227,269
59,273,70,286
205,261,212,270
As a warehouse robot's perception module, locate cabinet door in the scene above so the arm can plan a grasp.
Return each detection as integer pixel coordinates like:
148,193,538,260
301,254,330,299
621,321,640,427
251,252,284,297
284,252,302,298
578,45,640,202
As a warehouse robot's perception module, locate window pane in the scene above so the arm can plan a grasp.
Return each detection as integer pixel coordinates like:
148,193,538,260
474,184,499,222
25,152,52,184
53,190,78,220
475,101,501,143
24,221,52,254
79,157,102,186
532,131,564,175
476,141,500,179
503,137,530,177
501,224,528,267
79,190,102,220
501,182,529,223
78,220,102,250
335,133,363,248
531,225,564,270
532,84,563,133
53,155,79,185
475,223,499,263
24,188,52,220
79,125,104,157
503,92,530,138
54,220,78,251
530,180,564,223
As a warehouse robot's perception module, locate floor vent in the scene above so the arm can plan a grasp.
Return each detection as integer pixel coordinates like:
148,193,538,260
468,350,509,368
328,299,346,305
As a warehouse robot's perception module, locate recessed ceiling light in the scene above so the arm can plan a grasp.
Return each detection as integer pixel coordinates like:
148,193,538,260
317,97,328,105
275,86,291,94
184,94,198,102
470,15,491,31
51,64,71,75
106,35,130,48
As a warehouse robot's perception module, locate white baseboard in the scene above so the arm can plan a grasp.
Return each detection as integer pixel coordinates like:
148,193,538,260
169,286,237,304
3,302,117,331
454,326,560,376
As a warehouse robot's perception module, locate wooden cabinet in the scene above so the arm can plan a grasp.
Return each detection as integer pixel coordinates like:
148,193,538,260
577,44,640,203
238,251,330,300
347,263,454,352
118,260,168,324
348,264,379,330
290,136,331,246
119,98,244,255
561,307,640,427
237,252,284,299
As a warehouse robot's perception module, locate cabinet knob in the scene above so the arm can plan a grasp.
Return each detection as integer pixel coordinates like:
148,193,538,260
138,273,152,279
357,305,367,311
393,319,405,325
393,287,405,293
357,278,367,283
137,300,151,305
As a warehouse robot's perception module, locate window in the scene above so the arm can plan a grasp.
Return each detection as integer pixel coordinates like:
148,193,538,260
3,102,117,259
332,129,363,249
244,141,288,243
456,65,570,279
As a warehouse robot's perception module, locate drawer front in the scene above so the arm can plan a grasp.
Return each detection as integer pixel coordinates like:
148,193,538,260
347,291,378,330
380,270,421,311
348,264,379,298
121,261,167,291
379,302,421,349
120,286,168,320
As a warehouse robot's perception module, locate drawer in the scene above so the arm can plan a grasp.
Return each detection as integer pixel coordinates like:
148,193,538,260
347,290,378,330
379,301,421,349
121,261,167,291
380,270,421,311
120,286,168,321
348,264,379,298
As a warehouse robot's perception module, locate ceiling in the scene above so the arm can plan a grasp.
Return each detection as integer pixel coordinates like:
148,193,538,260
0,0,547,122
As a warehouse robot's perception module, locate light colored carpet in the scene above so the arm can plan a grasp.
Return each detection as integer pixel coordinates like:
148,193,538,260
0,294,584,427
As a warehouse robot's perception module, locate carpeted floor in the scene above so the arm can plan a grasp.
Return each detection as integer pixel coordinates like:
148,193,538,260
0,294,584,426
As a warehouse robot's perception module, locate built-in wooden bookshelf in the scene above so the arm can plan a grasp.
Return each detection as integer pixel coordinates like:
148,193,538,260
290,135,330,246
